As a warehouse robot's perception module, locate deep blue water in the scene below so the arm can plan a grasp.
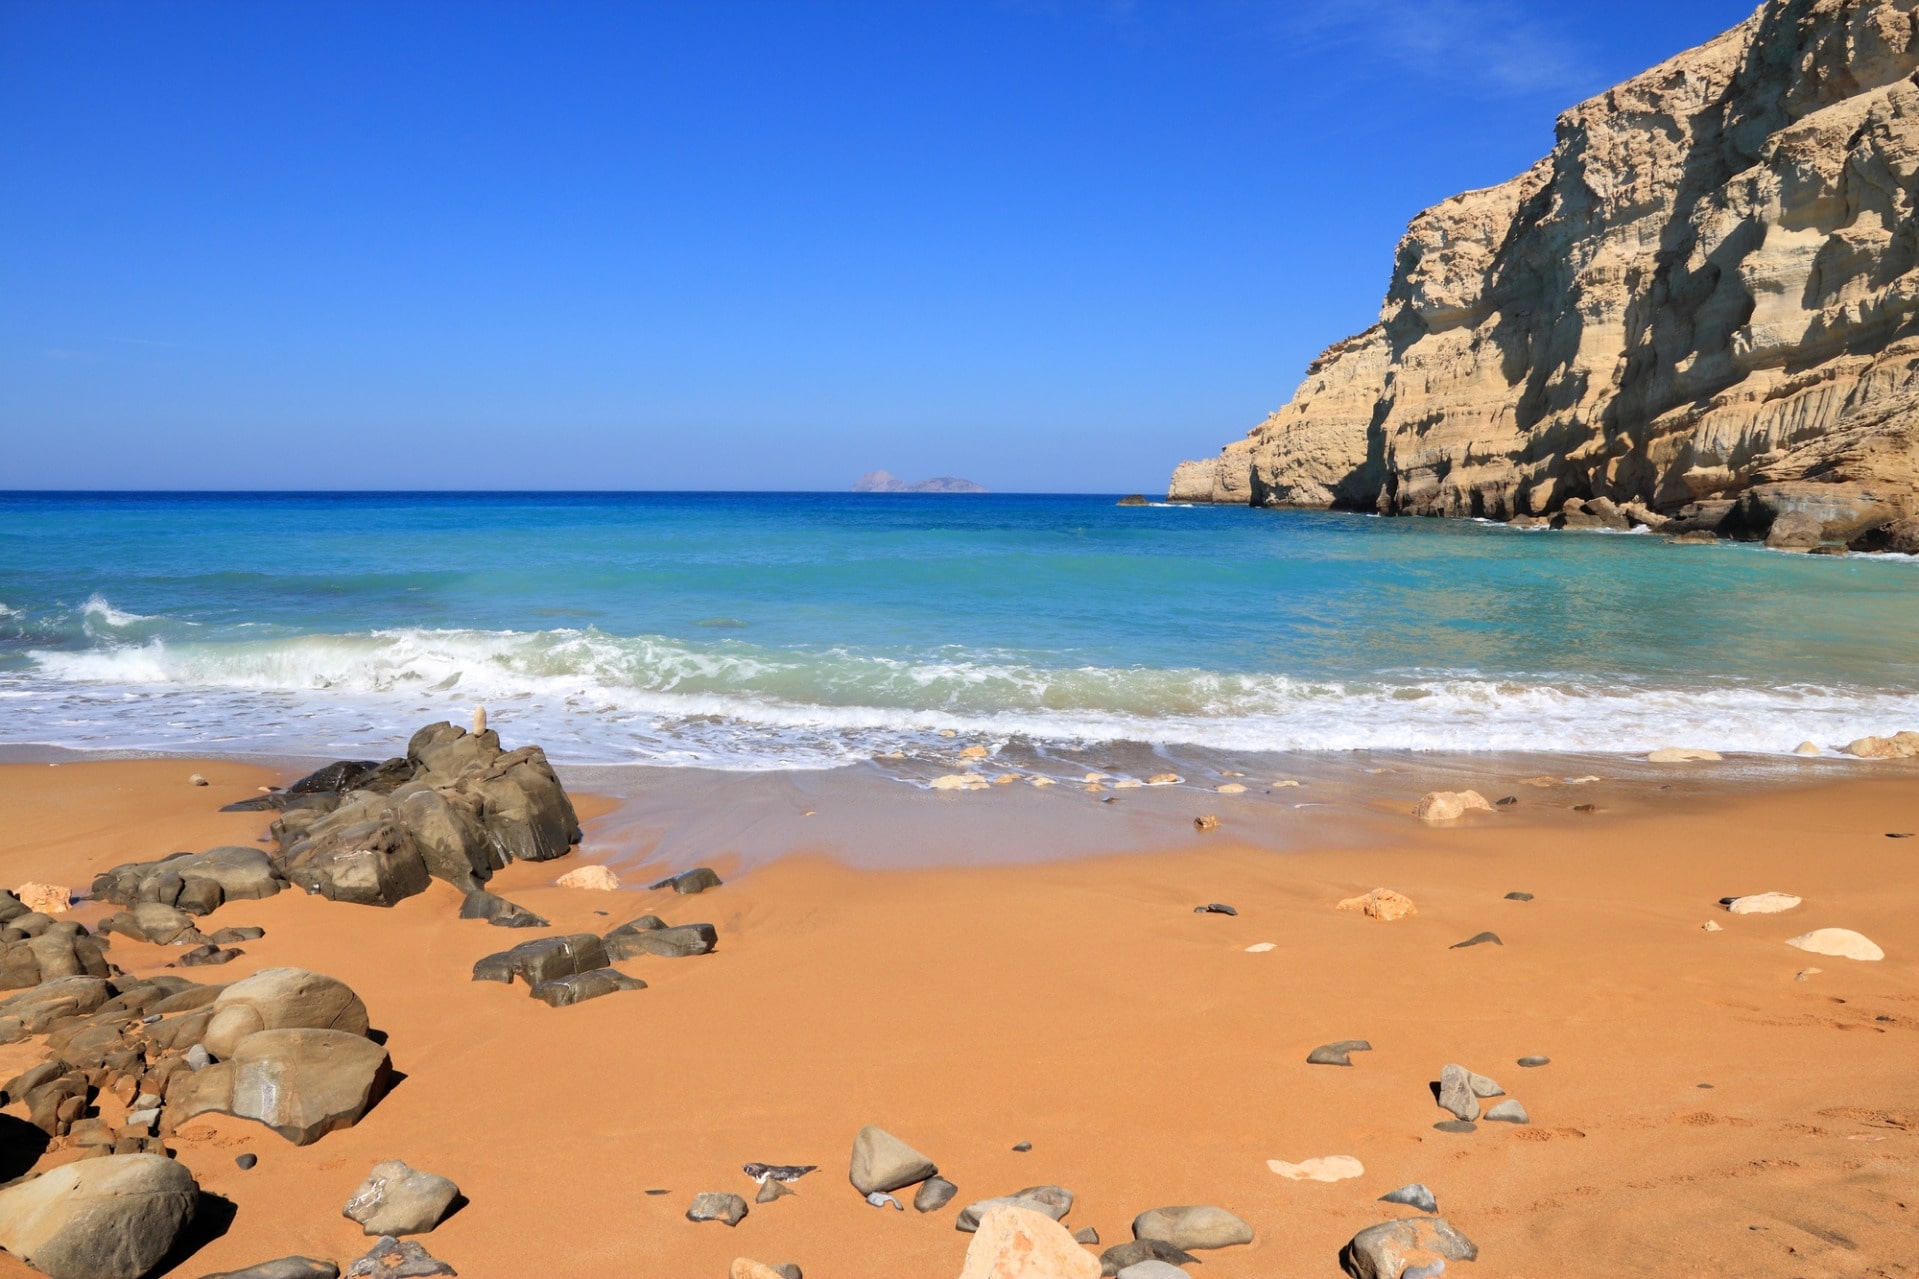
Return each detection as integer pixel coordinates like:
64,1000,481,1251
0,491,1914,764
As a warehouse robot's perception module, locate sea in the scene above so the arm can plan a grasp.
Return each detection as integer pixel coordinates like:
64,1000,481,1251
1,491,1915,768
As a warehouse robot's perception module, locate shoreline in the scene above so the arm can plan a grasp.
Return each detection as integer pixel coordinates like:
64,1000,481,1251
2,750,1916,1276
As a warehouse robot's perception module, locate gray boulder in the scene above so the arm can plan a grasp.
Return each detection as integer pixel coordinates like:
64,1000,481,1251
0,1153,198,1279
1131,1205,1253,1250
283,815,432,908
686,1192,748,1226
530,969,645,1006
1339,1216,1478,1279
343,1160,461,1236
849,1124,938,1195
344,1237,455,1278
957,1185,1073,1232
471,934,609,988
914,1177,959,1213
603,920,717,959
200,1260,340,1279
178,1029,391,1145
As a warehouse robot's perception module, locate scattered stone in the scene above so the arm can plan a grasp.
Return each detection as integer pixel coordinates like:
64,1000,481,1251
1192,903,1236,916
1504,891,1533,901
1215,783,1246,794
1889,832,1915,838
1379,1183,1437,1213
931,774,989,791
755,1179,793,1204
865,1192,902,1210
957,1185,1074,1232
457,890,548,929
1011,1141,1032,1152
1725,892,1802,915
1307,1039,1373,1067
1436,1064,1481,1121
210,926,266,944
1433,1121,1477,1134
743,1162,816,1185
471,934,610,989
1413,790,1493,822
1339,1216,1478,1279
1494,795,1518,806
15,884,71,915
1131,1204,1254,1250
1795,741,1822,755
1702,920,1723,932
1114,1264,1188,1279
1796,967,1822,981
914,1177,958,1212
190,773,209,786
1648,747,1722,762
603,920,717,959
1786,928,1884,961
204,967,371,1059
1192,815,1219,832
1147,773,1181,785
728,1263,784,1279
1484,1099,1529,1124
344,1237,456,1278
688,1192,749,1226
1516,1055,1550,1067
1244,942,1275,953
960,1206,1100,1279
1337,888,1417,922
1100,1241,1199,1273
555,865,620,891
344,1159,461,1236
530,969,646,1006
849,1124,938,1195
1074,1226,1100,1245
650,867,723,895
0,1153,199,1279
237,1152,259,1169
1267,1155,1364,1182
1450,932,1502,949
201,1259,340,1279
960,745,990,759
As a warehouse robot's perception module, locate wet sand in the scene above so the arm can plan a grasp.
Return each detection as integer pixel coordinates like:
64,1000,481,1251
2,755,1916,1277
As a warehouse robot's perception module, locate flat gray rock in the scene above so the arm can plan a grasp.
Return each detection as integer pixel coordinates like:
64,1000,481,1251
1339,1216,1477,1279
457,891,547,929
1074,1225,1100,1245
956,1184,1073,1232
529,968,645,1007
1193,903,1237,916
1307,1039,1374,1067
0,1154,199,1279
914,1176,958,1213
1517,1055,1550,1068
849,1124,937,1195
1504,891,1533,901
1449,931,1502,949
343,1159,460,1236
1131,1204,1253,1250
344,1237,455,1278
650,867,722,895
200,1260,340,1279
1100,1240,1199,1273
603,921,717,960
1115,1263,1190,1279
1432,1120,1477,1134
686,1191,748,1226
1378,1183,1437,1213
756,1178,793,1204
1484,1099,1530,1124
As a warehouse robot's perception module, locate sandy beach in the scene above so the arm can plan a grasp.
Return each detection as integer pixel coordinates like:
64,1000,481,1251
2,752,1915,1278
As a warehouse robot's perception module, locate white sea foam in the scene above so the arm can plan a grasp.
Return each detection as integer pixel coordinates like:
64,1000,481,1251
6,625,1915,767
79,594,155,629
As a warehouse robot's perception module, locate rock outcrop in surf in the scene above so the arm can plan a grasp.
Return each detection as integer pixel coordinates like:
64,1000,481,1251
1170,0,1919,549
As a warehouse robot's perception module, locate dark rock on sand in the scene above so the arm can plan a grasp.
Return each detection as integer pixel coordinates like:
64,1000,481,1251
457,891,548,929
1433,1120,1477,1134
1011,1141,1031,1152
756,1178,793,1204
236,1153,258,1170
1074,1226,1100,1245
744,1162,816,1185
1504,891,1533,901
471,934,609,988
1449,931,1502,949
344,1237,455,1278
201,1260,340,1279
914,1176,958,1213
343,1159,461,1236
1517,1055,1550,1067
603,921,717,960
1131,1205,1253,1250
1308,1039,1374,1066
92,846,286,916
1100,1240,1200,1274
0,1152,198,1279
1193,903,1237,916
211,926,266,944
849,1124,937,1195
530,969,645,1006
1379,1183,1438,1212
686,1192,748,1226
1339,1216,1478,1279
649,867,723,895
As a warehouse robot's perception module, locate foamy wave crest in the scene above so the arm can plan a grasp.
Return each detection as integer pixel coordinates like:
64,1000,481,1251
6,625,1916,765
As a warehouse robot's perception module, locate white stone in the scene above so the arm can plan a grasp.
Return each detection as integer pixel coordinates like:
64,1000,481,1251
555,865,620,891
1727,892,1800,915
1244,943,1276,953
1786,928,1884,961
1216,783,1247,794
1648,747,1721,762
1266,1155,1364,1182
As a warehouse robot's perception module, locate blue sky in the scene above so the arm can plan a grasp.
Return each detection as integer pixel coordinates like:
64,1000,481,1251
1,0,1755,491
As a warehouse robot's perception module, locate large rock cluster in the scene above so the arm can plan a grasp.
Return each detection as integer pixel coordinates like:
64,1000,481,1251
1,891,109,993
1171,0,1919,549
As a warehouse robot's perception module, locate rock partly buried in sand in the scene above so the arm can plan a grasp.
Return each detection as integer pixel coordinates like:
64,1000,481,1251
178,1028,393,1145
687,1192,749,1226
1379,1183,1438,1213
471,934,610,988
1786,928,1885,961
1336,889,1416,922
1101,1240,1200,1274
202,1259,341,1279
1131,1205,1254,1251
1484,1099,1530,1124
955,1185,1074,1233
344,1237,456,1278
1725,892,1801,915
650,867,723,895
1267,1155,1364,1182
914,1176,959,1213
849,1124,938,1196
344,1160,461,1237
1192,903,1237,916
1648,747,1722,762
204,968,371,1060
1307,1040,1373,1067
0,1152,199,1279
1413,790,1493,822
457,890,548,929
1450,931,1502,949
729,1263,786,1279
531,969,646,1006
555,865,620,891
1845,731,1919,759
1340,1216,1478,1279
959,1205,1100,1279
92,846,286,917
15,884,71,915
1115,1262,1190,1279
1193,815,1219,832
603,920,717,959
1517,1055,1550,1068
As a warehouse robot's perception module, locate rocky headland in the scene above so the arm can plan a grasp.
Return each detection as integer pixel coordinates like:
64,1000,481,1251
1171,0,1919,551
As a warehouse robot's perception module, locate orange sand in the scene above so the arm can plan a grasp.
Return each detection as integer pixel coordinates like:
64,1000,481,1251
2,759,1916,1278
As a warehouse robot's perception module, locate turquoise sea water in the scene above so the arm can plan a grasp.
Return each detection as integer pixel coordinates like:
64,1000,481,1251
0,491,1914,765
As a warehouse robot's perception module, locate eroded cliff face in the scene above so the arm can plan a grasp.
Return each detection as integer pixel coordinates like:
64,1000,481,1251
1171,0,1919,544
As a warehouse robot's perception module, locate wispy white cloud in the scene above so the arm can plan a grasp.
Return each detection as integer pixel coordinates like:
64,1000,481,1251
1276,0,1598,97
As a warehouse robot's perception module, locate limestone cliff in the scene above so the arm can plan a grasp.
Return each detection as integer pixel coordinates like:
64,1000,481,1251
1171,0,1919,546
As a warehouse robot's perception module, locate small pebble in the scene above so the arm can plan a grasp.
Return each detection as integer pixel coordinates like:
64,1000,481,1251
1194,815,1219,832
866,1191,903,1210
1450,931,1502,949
1306,1039,1374,1067
1495,796,1518,806
1433,1120,1477,1134
1697,1083,1714,1089
645,1188,670,1196
188,773,208,786
1011,1141,1031,1152
235,1153,257,1170
1795,967,1822,981
1573,803,1597,813
1484,1099,1529,1124
1244,942,1276,953
1379,1183,1437,1213
1072,1226,1099,1245
1504,891,1533,902
1887,832,1914,839
1702,920,1723,932
1516,1055,1550,1068
1194,903,1237,916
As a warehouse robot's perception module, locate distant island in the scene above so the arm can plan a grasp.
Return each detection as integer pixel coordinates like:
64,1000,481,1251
853,470,987,494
